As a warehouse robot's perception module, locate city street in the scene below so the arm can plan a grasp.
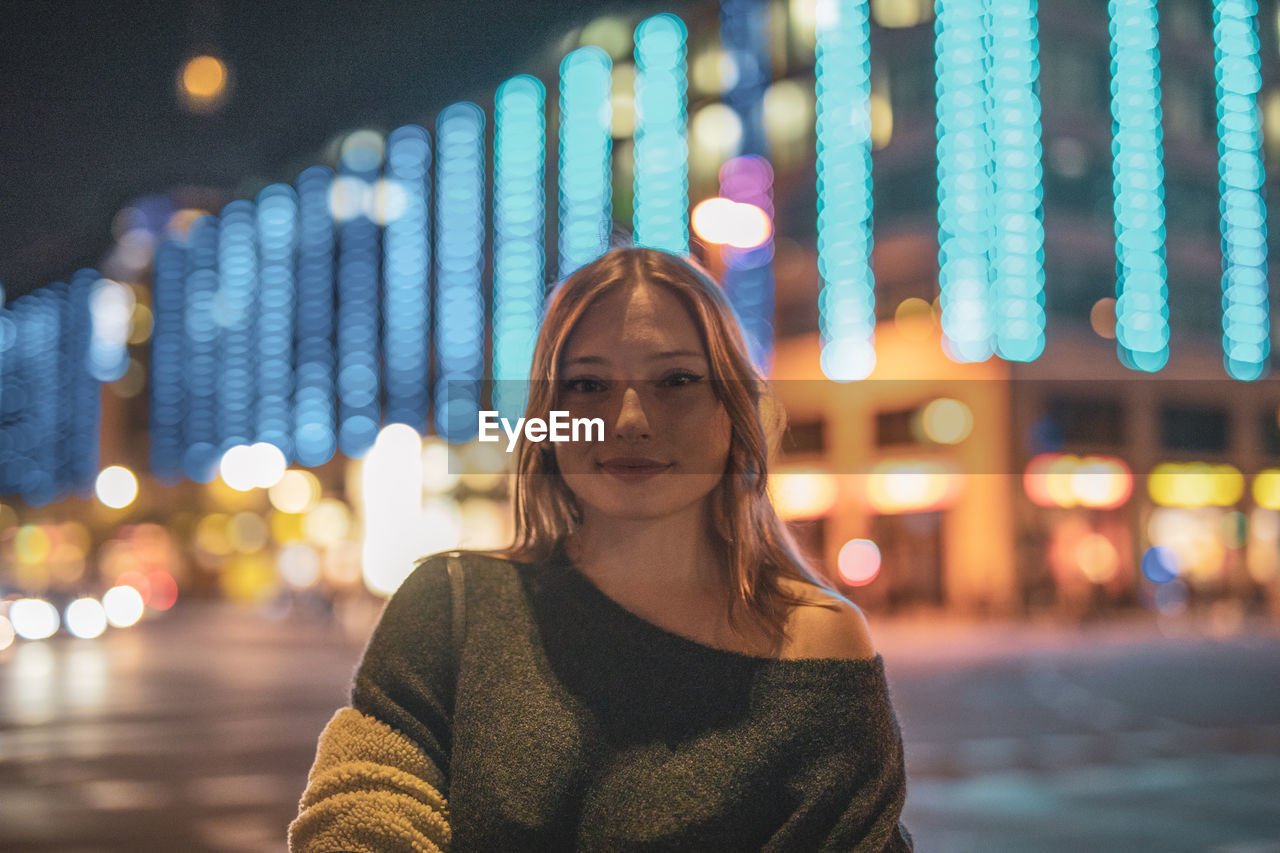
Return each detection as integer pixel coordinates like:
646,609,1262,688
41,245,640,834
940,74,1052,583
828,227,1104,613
2,600,1279,853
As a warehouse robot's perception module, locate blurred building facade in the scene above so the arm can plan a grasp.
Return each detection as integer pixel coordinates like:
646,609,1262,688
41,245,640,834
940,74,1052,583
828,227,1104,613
4,0,1280,639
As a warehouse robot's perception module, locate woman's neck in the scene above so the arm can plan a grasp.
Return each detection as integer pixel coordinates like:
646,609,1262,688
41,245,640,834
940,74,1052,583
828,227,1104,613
565,508,725,596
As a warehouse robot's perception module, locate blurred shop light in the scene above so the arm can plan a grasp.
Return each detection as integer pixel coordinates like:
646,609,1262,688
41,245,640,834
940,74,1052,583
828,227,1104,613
689,45,738,97
383,125,432,430
1141,545,1179,583
919,398,973,444
894,297,934,342
10,599,59,640
1075,533,1120,583
178,54,229,112
279,543,322,589
304,499,352,548
816,0,875,382
493,76,546,422
866,461,962,514
1023,454,1132,509
579,15,633,60
768,469,838,521
1253,468,1280,509
1214,0,1270,380
1090,297,1118,339
94,466,138,509
1109,0,1170,371
256,184,298,459
422,438,463,494
633,13,690,254
65,598,107,640
103,586,145,628
559,46,614,277
871,0,934,28
434,102,487,443
610,63,637,138
1148,462,1244,507
361,424,425,597
294,166,338,468
689,103,743,179
762,79,813,153
691,197,772,248
269,469,321,514
147,570,179,611
219,443,287,492
989,0,1045,362
838,538,881,587
1147,506,1228,581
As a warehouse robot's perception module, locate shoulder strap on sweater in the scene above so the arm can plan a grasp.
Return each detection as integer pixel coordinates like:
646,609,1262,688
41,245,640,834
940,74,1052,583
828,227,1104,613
445,551,466,680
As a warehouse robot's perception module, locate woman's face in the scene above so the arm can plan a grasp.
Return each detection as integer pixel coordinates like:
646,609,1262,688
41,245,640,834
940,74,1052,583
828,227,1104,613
552,281,732,526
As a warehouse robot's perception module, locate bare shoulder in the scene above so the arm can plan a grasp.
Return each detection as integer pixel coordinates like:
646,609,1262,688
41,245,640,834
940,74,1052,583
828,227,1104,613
780,578,878,661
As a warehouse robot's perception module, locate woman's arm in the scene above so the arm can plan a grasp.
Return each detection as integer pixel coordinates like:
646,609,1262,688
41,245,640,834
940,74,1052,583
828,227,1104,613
288,554,459,853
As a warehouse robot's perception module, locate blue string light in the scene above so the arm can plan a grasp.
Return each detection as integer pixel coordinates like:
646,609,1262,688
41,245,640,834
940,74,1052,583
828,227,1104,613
633,13,690,254
256,184,298,458
936,0,994,364
816,0,876,381
336,141,382,459
150,239,186,483
216,199,258,452
494,75,546,422
17,288,59,506
434,102,487,443
383,124,432,431
1109,0,1170,372
183,214,221,481
1213,0,1269,381
720,0,777,374
558,47,614,278
989,0,1046,362
294,165,338,468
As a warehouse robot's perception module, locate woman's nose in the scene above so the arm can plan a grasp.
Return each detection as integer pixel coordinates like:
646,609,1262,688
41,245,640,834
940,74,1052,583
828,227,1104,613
613,386,651,439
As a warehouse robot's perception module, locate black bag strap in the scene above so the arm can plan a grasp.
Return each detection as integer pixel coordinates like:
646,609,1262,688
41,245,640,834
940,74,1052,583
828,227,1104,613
445,551,466,688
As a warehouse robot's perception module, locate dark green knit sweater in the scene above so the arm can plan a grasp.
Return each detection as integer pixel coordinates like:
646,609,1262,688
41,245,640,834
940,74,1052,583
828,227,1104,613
346,549,914,852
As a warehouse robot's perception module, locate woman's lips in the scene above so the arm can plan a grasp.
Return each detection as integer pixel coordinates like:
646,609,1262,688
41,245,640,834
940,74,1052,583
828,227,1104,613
598,460,671,480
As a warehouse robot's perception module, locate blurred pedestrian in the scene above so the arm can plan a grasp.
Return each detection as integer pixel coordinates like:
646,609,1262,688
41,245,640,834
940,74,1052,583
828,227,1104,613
289,247,913,851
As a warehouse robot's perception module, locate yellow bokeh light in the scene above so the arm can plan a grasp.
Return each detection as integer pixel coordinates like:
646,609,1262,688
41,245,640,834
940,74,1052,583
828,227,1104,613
195,513,232,557
894,297,933,341
181,55,228,99
1252,469,1280,510
228,512,269,554
768,470,838,521
270,510,306,545
15,525,52,564
691,197,772,248
870,92,893,149
920,398,973,444
1149,462,1244,508
269,469,321,514
128,304,154,345
1075,533,1119,584
866,461,961,514
304,499,352,547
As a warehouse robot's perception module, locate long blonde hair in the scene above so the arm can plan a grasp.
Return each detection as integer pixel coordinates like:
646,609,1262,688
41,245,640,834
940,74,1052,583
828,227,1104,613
496,247,846,649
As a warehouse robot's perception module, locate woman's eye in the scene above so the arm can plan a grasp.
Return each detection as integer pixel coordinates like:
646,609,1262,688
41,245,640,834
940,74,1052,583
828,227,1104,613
561,377,604,393
663,371,703,387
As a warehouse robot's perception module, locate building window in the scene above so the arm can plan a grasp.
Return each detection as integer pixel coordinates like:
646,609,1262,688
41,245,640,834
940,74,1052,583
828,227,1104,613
1160,405,1229,452
1045,396,1125,448
782,419,826,454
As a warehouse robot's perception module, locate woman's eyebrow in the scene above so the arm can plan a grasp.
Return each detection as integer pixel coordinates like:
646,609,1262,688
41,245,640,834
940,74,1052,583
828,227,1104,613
564,350,706,366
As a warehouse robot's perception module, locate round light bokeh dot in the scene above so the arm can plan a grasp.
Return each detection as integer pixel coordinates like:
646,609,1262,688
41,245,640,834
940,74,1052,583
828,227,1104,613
10,598,60,640
278,543,322,589
65,598,108,639
0,615,14,651
920,398,973,444
838,539,882,587
95,466,138,509
103,585,146,628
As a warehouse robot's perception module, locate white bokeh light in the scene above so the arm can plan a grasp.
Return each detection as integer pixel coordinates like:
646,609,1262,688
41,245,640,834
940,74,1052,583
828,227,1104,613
65,598,108,639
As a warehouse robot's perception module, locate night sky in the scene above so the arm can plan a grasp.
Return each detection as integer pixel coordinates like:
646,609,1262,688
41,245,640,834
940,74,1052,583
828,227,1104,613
0,0,690,300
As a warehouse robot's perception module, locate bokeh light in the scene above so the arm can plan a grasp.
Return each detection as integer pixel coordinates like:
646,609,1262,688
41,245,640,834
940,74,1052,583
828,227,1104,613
103,585,145,628
10,598,59,640
269,469,322,514
919,398,973,444
94,466,138,509
838,539,882,587
65,598,108,640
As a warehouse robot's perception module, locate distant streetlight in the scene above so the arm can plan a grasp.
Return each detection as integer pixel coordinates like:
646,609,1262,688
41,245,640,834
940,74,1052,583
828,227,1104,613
178,54,230,113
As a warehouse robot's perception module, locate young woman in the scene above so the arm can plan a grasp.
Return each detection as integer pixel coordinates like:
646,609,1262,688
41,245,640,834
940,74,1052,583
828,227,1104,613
290,247,914,851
